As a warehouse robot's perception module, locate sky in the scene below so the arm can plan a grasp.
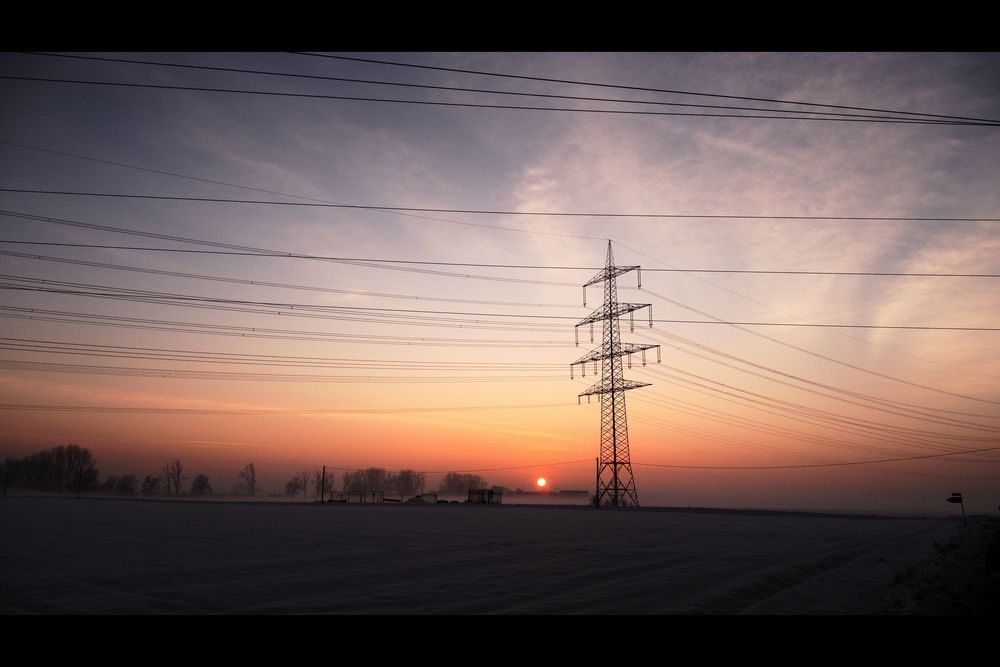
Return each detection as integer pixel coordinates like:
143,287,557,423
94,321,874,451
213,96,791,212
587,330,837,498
1,51,998,513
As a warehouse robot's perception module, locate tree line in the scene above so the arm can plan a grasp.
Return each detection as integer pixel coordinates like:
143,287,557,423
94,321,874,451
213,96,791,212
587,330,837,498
277,468,492,498
3,445,493,500
1,444,99,494
1,445,217,498
277,468,489,499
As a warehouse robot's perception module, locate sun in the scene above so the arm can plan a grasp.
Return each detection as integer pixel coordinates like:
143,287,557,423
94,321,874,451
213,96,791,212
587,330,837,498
536,477,547,489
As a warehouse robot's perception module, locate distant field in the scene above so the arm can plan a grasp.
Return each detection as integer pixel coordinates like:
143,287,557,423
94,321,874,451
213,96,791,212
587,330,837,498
1,496,991,614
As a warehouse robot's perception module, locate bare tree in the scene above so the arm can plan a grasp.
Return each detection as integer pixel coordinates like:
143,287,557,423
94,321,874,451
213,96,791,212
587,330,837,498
141,475,160,496
190,474,212,496
160,464,173,496
392,469,426,495
239,463,257,497
100,474,138,496
167,459,186,496
285,474,305,497
438,472,487,495
343,468,390,494
300,469,309,497
116,474,137,495
311,468,333,499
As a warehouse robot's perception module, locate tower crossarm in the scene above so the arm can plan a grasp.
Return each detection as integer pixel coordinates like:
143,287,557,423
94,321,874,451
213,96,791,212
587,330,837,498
583,265,640,306
571,342,659,366
583,265,639,288
578,378,651,400
576,302,649,327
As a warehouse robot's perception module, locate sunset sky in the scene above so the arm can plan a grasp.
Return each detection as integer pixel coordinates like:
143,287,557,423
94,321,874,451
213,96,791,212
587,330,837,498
1,52,998,512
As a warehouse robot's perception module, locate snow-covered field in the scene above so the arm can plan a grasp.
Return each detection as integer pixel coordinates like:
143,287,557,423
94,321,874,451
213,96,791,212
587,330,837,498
0,496,981,614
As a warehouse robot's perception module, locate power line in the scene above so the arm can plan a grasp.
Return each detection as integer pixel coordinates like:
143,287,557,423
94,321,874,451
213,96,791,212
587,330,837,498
635,377,998,461
0,360,564,384
0,140,605,243
3,241,998,278
658,320,997,331
637,363,1000,436
631,397,966,466
636,375,999,463
638,327,1000,421
0,402,575,415
5,74,993,126
5,277,998,331
20,52,981,126
0,306,573,347
3,189,997,222
628,376,997,467
636,380,1000,451
0,337,566,370
636,380,999,451
0,209,580,287
648,268,1000,278
615,239,1000,383
5,207,996,413
0,249,583,308
639,287,1000,406
632,392,922,461
632,446,1000,470
632,390,990,471
629,410,843,465
293,53,1000,126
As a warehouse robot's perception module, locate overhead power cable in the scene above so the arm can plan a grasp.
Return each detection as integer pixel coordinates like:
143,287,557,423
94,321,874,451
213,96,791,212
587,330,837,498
613,239,1000,383
639,287,1000,406
634,380,1000,451
292,52,1000,126
19,52,983,126
637,363,1000,435
3,242,998,278
4,277,998,331
0,305,573,347
637,327,1000,421
0,337,566,370
632,446,1000,470
0,360,564,384
4,74,994,126
0,402,575,415
0,209,579,287
631,391,941,460
0,140,605,243
633,386,997,467
2,189,997,222
0,249,582,308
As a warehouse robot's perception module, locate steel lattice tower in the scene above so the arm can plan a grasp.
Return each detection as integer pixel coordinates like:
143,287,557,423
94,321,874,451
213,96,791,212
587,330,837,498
571,241,660,507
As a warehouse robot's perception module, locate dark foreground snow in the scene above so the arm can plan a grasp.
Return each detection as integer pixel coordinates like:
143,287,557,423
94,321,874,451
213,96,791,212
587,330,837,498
1,496,994,614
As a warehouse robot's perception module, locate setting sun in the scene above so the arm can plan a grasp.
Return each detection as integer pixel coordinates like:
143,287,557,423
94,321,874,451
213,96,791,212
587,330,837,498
536,477,547,489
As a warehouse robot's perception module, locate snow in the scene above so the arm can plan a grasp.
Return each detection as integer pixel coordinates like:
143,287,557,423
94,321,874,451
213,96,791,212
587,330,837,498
0,496,985,614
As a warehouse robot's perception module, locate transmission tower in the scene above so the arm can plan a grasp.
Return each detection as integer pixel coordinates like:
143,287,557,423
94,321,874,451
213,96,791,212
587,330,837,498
571,241,660,507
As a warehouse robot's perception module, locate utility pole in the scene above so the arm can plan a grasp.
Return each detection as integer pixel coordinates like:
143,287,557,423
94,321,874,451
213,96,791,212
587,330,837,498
571,241,660,507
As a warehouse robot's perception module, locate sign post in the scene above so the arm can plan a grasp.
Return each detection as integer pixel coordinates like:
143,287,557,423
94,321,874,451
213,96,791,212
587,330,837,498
946,492,965,524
